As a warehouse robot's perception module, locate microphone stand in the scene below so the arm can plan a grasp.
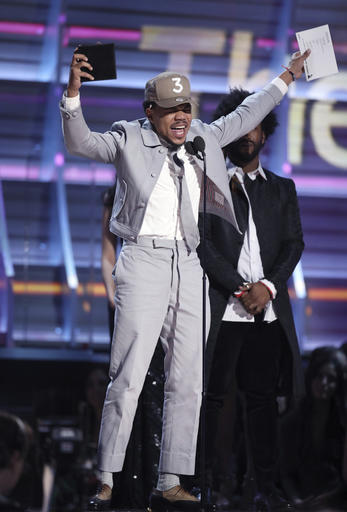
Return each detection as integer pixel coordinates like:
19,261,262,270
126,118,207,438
186,138,214,512
200,146,209,512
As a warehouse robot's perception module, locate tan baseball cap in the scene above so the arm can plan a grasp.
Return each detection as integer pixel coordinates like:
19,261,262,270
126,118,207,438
144,71,193,108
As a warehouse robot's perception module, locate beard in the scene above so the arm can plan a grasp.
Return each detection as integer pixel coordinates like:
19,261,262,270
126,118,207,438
225,138,265,166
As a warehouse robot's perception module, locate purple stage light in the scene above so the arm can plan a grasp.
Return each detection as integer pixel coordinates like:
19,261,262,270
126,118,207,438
59,14,67,24
54,153,65,167
282,162,292,175
66,25,141,42
256,38,278,49
0,21,45,36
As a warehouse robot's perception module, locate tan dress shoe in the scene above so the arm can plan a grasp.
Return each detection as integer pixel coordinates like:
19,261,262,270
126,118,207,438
149,485,200,511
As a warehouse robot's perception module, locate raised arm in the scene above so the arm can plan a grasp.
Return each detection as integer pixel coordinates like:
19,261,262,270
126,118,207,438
210,50,311,148
59,50,124,163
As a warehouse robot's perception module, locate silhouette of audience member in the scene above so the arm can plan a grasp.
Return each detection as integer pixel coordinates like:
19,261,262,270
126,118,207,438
0,411,31,511
279,346,347,509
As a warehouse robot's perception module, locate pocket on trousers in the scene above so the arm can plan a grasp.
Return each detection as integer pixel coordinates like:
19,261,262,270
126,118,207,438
113,258,122,283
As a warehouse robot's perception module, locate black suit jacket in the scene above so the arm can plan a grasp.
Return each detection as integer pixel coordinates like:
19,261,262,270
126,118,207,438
198,168,305,399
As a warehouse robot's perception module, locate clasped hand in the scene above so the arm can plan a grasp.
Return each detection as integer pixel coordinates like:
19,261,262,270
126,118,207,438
238,281,271,315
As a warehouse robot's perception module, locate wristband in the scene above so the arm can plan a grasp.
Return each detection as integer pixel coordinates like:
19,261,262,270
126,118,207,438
288,70,295,82
234,281,251,298
259,280,273,299
281,65,295,82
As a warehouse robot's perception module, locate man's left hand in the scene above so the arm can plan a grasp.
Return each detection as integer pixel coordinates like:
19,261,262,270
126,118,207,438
239,281,271,315
288,49,311,79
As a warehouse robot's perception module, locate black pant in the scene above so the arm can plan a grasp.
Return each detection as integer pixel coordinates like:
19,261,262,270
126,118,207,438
206,319,288,492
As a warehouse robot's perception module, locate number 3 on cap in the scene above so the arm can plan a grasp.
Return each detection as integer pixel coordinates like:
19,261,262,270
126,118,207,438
172,77,183,94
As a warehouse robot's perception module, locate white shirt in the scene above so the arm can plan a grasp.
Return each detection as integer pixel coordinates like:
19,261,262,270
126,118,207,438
222,163,277,323
139,144,202,239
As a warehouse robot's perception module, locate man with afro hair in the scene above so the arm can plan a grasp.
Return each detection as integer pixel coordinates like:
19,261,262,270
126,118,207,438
198,88,304,511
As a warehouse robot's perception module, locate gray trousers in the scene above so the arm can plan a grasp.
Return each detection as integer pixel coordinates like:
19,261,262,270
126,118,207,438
97,237,209,475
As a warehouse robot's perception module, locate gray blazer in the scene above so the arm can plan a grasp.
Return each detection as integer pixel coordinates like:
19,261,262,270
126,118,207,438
60,83,283,241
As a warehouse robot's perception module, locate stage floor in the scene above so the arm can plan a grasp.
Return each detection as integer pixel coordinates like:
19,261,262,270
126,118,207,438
78,508,346,512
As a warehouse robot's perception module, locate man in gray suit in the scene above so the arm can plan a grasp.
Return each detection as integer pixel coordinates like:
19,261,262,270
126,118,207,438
60,48,309,512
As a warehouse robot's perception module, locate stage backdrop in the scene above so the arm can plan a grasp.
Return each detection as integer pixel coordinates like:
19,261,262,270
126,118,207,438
0,0,346,355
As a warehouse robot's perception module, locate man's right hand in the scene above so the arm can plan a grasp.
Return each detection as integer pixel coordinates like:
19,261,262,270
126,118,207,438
67,50,94,97
239,282,271,315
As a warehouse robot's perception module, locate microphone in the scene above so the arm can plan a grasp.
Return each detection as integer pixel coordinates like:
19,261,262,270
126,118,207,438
184,141,196,156
193,136,206,155
184,136,206,160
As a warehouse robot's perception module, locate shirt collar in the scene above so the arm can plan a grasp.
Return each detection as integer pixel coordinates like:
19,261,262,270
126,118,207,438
227,161,267,183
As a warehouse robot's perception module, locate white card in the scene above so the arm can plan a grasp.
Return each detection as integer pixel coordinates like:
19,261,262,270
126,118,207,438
296,25,339,81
